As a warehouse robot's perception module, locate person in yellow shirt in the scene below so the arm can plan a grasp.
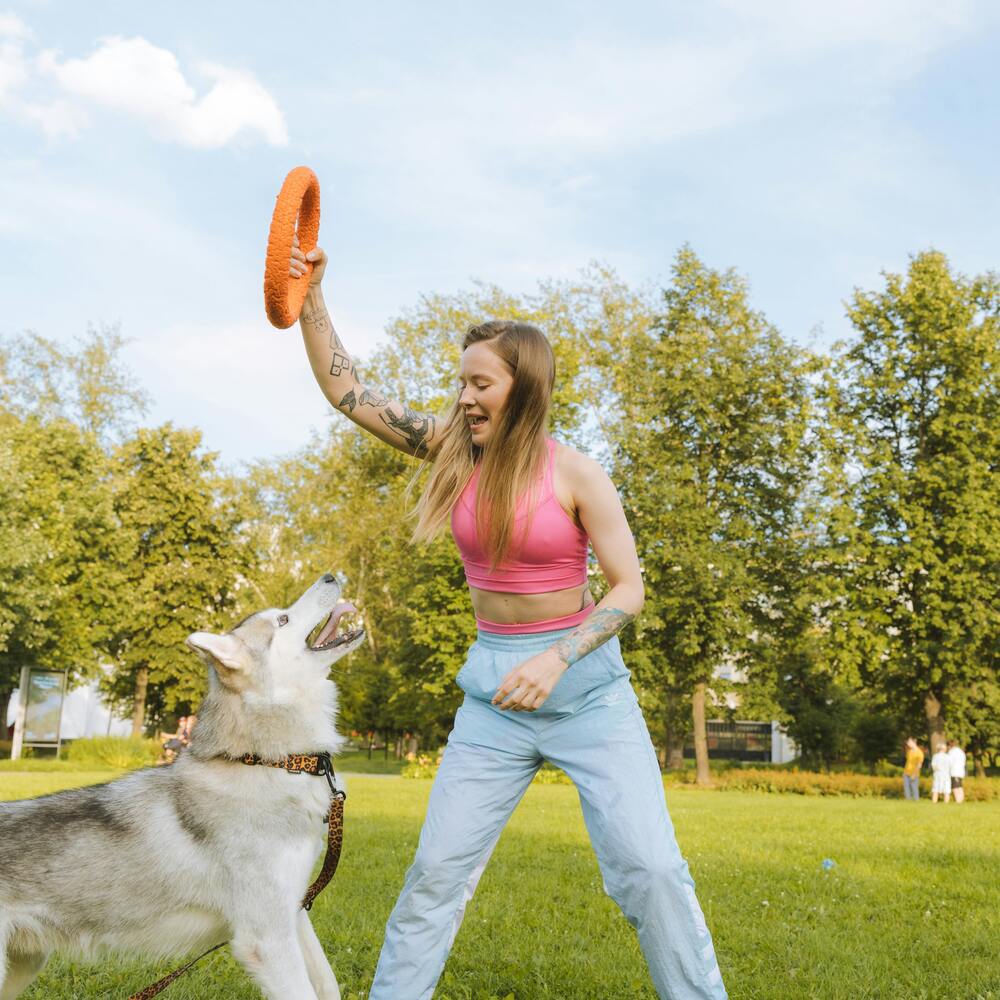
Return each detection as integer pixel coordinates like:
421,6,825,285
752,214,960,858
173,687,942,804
903,737,924,800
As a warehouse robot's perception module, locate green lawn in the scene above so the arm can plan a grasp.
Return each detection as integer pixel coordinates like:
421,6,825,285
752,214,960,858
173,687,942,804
2,772,998,999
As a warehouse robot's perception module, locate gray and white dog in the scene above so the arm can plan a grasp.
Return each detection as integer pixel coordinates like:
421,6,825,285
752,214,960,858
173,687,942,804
0,573,364,1000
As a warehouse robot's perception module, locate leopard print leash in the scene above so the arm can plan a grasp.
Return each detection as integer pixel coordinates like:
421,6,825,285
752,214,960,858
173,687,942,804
127,751,346,999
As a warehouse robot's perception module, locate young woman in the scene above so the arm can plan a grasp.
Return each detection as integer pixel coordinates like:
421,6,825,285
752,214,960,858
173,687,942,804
291,240,728,999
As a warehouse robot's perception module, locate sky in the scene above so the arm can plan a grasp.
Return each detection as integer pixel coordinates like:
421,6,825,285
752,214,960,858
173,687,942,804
1,0,998,465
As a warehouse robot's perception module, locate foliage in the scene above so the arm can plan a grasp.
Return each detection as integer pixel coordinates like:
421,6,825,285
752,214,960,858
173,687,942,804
0,414,121,689
606,248,818,781
63,736,161,770
817,251,1000,742
665,767,1000,801
102,424,260,728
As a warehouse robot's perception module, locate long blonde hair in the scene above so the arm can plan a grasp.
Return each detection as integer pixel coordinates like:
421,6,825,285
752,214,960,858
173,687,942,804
411,321,555,567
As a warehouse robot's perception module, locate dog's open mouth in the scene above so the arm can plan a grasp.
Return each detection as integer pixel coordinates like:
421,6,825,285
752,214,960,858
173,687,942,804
308,602,363,651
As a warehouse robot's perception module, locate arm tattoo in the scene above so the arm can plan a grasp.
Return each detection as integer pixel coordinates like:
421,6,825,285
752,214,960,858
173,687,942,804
338,388,357,413
300,307,331,336
550,607,635,667
328,329,353,379
359,387,387,408
379,404,436,456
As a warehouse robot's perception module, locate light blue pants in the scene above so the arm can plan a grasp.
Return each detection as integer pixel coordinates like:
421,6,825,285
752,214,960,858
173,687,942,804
369,629,728,1000
903,773,920,799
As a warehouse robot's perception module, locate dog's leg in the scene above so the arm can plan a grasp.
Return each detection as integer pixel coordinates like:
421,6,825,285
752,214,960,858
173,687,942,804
0,950,49,1000
231,925,319,1000
297,910,340,1000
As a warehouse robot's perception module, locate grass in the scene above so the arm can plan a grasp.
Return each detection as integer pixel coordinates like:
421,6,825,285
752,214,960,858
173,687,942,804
2,772,998,999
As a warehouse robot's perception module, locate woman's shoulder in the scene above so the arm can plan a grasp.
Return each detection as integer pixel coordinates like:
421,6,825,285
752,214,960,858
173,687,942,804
551,439,613,491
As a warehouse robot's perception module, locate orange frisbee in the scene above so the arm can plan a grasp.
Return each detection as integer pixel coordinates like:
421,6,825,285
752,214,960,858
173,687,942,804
264,166,321,329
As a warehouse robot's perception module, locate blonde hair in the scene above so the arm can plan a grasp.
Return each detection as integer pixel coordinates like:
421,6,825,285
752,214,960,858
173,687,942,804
411,321,555,567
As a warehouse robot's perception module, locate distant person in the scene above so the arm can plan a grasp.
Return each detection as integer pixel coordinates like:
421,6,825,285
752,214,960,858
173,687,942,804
158,717,186,766
181,714,197,745
903,737,924,800
930,743,951,803
947,739,966,804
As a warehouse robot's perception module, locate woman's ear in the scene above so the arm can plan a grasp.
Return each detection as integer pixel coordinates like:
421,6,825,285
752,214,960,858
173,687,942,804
186,632,252,690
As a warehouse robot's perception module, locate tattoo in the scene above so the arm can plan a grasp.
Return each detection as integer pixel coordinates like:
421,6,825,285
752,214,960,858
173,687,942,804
301,308,331,335
379,404,436,455
551,607,635,667
359,387,387,408
338,388,357,413
329,338,352,378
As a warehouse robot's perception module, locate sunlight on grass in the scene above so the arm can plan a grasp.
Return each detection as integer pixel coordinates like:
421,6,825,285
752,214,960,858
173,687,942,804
4,774,998,999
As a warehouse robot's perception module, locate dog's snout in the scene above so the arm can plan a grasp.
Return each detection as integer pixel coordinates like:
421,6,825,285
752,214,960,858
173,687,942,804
322,573,335,584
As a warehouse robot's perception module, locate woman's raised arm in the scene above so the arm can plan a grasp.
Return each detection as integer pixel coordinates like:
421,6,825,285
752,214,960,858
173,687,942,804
293,241,443,458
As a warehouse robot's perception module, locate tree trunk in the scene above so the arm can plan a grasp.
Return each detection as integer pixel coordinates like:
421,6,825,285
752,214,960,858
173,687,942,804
692,682,712,786
664,712,685,771
0,688,12,742
131,666,148,737
971,746,986,779
924,689,945,754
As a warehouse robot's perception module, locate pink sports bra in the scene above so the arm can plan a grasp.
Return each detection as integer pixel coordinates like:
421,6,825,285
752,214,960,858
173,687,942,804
451,438,590,612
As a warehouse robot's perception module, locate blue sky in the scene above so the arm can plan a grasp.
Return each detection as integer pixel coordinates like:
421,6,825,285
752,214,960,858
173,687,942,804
1,1,998,464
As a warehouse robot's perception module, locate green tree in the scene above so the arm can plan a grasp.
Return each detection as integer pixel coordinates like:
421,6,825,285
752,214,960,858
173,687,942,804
105,425,258,733
609,249,817,784
0,414,120,729
0,324,149,444
818,251,1000,752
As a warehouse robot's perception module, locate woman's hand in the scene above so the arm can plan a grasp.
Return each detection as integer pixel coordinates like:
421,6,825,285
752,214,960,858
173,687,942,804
291,234,328,287
492,648,569,712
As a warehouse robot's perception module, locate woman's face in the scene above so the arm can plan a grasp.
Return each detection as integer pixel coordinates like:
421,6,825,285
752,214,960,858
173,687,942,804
458,341,514,445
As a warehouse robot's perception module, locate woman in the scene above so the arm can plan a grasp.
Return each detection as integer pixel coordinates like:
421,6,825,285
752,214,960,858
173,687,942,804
930,743,952,804
291,240,727,999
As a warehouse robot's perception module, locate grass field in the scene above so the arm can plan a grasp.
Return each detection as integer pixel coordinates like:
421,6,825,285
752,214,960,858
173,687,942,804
2,770,998,1000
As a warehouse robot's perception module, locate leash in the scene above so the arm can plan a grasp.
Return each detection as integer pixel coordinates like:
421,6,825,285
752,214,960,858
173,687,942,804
127,751,345,999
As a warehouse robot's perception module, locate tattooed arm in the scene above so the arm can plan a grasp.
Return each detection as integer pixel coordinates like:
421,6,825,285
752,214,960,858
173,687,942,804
295,244,442,458
492,451,645,711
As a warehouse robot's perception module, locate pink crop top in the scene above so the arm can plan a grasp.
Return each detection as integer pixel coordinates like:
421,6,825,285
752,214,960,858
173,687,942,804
450,438,589,594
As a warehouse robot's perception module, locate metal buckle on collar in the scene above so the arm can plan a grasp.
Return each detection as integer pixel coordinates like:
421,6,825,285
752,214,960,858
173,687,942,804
315,751,345,798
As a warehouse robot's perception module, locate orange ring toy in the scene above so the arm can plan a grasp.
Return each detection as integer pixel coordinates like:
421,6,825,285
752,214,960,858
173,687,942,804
264,166,321,329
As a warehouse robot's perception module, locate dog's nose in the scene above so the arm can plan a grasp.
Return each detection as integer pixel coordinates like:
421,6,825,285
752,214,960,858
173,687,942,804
322,573,335,584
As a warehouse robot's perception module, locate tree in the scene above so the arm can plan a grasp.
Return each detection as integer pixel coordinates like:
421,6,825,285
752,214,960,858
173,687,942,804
0,414,121,730
609,249,817,784
818,251,1000,751
104,425,258,733
0,324,149,445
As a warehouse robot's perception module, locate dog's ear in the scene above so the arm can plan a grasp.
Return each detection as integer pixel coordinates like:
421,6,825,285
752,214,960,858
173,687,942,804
186,632,251,690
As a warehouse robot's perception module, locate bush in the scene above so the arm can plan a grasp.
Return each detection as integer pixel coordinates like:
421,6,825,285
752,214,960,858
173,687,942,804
665,767,1000,801
63,736,160,770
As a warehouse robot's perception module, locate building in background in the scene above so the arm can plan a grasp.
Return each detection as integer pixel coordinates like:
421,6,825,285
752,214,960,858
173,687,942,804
5,677,131,746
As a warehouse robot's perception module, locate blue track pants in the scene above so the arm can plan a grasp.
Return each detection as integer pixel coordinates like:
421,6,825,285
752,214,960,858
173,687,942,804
369,628,728,999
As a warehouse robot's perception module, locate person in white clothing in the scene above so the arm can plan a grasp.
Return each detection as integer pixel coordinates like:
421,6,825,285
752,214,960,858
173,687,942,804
947,740,967,804
930,744,951,803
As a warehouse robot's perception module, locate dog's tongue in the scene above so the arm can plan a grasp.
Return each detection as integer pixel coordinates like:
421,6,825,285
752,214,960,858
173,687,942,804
315,602,357,647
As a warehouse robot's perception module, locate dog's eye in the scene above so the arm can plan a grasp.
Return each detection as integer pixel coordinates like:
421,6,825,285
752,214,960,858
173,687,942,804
277,614,289,627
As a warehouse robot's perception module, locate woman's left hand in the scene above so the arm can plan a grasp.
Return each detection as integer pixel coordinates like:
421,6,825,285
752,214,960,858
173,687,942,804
492,648,568,711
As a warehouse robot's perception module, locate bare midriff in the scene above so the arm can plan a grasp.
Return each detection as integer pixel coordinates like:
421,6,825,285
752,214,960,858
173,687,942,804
468,580,594,627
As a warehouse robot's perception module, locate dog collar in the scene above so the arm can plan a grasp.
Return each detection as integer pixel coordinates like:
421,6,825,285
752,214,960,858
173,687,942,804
231,750,341,794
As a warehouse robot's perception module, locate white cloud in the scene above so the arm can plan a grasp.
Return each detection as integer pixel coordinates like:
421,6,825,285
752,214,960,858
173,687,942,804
37,36,287,148
0,24,287,148
0,11,30,40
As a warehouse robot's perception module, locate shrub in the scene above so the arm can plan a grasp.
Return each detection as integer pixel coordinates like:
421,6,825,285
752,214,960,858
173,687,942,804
665,767,1000,801
401,753,442,779
64,736,160,770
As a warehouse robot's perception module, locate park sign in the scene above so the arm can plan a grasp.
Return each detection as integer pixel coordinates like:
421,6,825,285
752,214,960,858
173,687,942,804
10,665,68,759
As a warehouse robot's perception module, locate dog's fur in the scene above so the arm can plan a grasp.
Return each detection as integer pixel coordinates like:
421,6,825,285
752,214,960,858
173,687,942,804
0,574,364,1000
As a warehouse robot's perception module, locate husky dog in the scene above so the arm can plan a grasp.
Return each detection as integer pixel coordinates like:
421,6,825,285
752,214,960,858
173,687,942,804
0,573,364,1000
